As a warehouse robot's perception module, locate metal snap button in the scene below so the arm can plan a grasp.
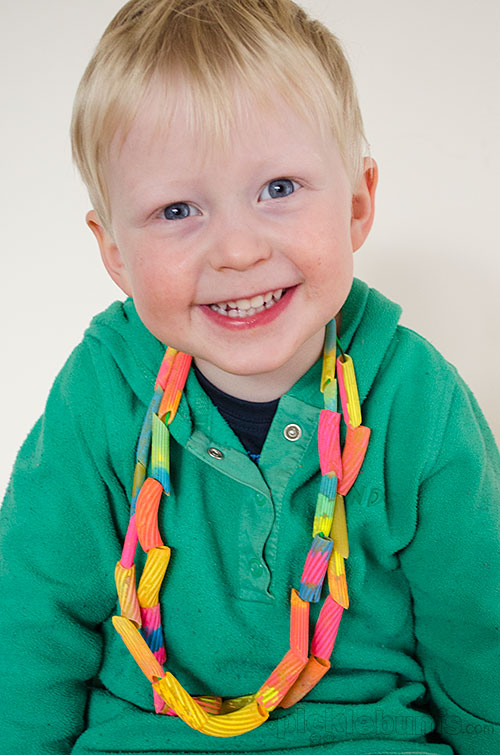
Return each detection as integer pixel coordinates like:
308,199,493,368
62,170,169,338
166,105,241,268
207,447,224,460
283,423,302,441
249,558,264,577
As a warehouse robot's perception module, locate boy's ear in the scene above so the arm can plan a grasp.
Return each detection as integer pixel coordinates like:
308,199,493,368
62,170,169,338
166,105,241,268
86,211,133,297
350,157,378,252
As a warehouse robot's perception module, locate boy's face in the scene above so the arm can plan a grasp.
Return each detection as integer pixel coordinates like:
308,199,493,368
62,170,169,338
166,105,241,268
89,82,376,394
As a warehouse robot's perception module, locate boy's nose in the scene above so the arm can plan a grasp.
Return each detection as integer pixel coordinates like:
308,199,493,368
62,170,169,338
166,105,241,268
208,225,272,272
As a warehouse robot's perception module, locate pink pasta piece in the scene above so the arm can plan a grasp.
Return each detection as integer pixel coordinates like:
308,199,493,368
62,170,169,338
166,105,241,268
154,688,167,714
154,647,167,665
310,595,343,660
289,589,309,657
121,515,138,569
317,410,342,478
338,425,371,496
155,347,178,391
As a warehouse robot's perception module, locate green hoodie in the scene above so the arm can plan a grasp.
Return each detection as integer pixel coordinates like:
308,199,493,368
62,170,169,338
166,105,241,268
1,279,499,755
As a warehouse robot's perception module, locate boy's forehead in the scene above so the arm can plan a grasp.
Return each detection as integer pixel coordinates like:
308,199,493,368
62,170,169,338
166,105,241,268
111,76,333,173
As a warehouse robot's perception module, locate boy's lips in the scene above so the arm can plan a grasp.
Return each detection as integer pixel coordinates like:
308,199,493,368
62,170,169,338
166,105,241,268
199,285,297,329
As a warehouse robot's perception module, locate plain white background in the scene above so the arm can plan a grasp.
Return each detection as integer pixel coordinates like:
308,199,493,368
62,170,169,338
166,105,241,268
1,0,499,496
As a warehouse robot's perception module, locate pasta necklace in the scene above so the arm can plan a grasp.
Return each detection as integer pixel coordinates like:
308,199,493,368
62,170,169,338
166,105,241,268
112,318,370,737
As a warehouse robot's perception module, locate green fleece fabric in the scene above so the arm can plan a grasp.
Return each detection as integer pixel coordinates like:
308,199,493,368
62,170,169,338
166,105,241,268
1,279,499,755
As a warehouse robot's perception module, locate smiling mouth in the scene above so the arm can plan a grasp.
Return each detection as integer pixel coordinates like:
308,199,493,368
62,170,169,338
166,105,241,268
209,288,287,318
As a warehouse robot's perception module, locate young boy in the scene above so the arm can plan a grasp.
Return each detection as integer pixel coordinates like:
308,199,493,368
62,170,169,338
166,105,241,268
1,1,498,754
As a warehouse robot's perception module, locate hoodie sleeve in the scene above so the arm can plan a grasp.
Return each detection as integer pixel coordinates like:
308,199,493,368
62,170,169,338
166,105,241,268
0,342,122,754
399,374,500,755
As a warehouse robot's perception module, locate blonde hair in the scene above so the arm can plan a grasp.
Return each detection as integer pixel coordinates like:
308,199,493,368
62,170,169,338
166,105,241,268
71,0,367,230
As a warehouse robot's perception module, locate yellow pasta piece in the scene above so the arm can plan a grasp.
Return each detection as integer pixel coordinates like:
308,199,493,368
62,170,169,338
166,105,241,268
330,494,349,558
137,546,171,608
112,616,164,682
327,550,349,609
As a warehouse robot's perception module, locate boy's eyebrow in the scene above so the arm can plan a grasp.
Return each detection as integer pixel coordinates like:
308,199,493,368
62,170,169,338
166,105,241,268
175,150,327,182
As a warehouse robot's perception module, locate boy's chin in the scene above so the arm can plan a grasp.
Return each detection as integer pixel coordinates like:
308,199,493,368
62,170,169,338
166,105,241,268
193,337,324,401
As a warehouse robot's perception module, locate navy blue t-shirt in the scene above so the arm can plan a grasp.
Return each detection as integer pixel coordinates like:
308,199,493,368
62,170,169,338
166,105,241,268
194,365,278,463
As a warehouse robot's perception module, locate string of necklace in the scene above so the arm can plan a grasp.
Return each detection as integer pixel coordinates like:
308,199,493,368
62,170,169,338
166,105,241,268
113,318,370,737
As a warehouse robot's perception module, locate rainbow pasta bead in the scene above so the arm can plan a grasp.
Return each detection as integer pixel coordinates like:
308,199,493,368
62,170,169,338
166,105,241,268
136,387,164,468
135,478,164,551
313,475,337,537
330,493,349,558
299,534,334,602
320,474,337,499
322,378,337,411
337,355,362,428
317,410,342,478
140,603,166,664
338,425,371,496
151,414,170,493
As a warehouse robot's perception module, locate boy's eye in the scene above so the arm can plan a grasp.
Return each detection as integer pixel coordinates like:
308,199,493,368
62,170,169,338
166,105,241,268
162,202,200,220
259,178,300,201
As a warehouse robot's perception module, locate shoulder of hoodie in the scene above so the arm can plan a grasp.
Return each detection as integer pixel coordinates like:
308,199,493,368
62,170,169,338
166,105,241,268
388,323,462,389
380,322,479,475
350,281,464,416
67,298,164,407
40,300,160,481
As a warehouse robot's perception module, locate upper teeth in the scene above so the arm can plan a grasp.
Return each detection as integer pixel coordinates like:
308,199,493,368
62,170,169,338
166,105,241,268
209,288,284,317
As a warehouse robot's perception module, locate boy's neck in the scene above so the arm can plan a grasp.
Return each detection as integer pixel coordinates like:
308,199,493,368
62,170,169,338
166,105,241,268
194,314,340,402
194,348,320,402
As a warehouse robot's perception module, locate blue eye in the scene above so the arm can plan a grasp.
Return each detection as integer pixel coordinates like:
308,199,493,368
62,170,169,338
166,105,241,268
259,178,299,201
163,202,199,220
